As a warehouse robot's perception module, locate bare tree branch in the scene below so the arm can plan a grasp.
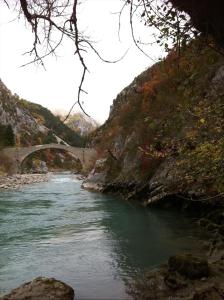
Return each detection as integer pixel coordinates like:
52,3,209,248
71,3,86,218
15,0,132,120
129,0,156,62
3,0,9,8
3,0,200,122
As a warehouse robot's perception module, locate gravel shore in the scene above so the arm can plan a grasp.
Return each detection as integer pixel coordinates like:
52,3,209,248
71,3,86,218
0,174,49,190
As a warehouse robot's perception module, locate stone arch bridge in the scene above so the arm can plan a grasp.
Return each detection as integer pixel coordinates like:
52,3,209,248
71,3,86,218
1,144,97,173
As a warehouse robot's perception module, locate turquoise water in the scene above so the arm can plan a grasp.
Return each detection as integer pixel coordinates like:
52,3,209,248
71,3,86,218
0,173,205,299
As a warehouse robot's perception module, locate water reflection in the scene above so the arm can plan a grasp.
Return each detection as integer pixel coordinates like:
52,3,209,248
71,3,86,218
98,194,204,285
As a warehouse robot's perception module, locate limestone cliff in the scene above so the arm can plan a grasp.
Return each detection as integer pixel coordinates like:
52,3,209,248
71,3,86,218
87,40,224,205
0,80,84,147
0,80,47,146
65,113,98,137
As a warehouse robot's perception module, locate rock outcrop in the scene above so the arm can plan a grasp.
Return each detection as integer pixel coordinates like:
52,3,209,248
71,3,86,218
82,158,107,191
0,80,85,148
0,80,48,146
0,277,74,300
88,39,224,206
128,253,224,300
65,113,98,137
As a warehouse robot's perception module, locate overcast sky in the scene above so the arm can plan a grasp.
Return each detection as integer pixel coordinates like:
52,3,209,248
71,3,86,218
0,0,162,123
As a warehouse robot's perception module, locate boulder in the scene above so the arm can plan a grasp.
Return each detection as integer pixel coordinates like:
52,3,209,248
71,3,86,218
82,159,107,192
0,277,74,300
168,254,209,279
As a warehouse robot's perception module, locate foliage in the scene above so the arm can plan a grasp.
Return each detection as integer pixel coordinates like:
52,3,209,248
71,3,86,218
19,99,86,146
170,0,224,48
42,132,57,144
93,39,224,196
126,0,197,53
176,140,224,192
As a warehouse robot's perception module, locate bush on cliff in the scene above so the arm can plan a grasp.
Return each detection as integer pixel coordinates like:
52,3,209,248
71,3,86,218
92,39,224,199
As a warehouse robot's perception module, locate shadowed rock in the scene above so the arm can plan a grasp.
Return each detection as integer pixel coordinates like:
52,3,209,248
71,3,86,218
168,254,209,279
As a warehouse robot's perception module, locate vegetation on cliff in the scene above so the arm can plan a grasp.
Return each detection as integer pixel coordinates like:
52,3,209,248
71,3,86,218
19,99,85,146
92,40,224,202
0,80,85,147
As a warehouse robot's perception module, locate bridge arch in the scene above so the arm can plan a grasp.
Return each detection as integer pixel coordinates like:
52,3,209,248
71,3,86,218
2,144,97,173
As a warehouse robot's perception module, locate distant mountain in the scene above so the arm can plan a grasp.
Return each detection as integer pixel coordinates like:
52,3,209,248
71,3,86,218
64,113,99,136
0,80,85,147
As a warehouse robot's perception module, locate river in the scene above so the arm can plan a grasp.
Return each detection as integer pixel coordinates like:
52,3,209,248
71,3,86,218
0,173,207,299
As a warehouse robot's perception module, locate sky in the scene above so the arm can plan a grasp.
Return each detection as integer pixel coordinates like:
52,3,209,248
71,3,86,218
0,0,162,124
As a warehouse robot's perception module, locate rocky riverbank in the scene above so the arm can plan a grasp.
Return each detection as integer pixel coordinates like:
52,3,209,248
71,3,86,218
128,251,224,300
0,174,49,190
126,201,224,299
83,165,224,299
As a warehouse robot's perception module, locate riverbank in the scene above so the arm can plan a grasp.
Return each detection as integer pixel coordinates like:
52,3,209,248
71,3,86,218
128,250,224,300
0,174,49,190
82,176,224,299
126,194,224,299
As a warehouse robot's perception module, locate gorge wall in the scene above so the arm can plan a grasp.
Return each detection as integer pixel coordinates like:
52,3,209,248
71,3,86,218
0,80,86,173
0,80,85,148
87,40,224,205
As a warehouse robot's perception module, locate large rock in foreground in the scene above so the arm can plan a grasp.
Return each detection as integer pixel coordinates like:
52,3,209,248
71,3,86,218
0,277,74,300
82,158,106,192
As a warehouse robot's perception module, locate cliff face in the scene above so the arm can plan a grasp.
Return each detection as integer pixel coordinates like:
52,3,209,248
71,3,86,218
65,113,98,136
88,40,224,204
0,80,84,147
0,80,49,146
